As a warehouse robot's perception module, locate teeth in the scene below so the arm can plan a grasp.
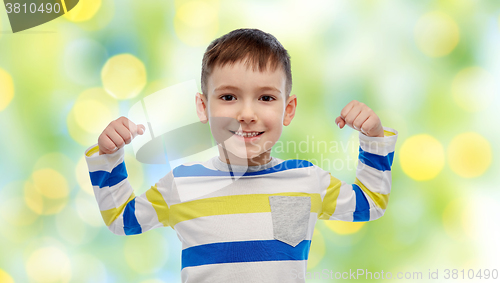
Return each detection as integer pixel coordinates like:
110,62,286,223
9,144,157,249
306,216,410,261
233,131,261,137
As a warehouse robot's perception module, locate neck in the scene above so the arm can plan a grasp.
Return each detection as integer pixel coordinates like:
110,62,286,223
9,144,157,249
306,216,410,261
217,145,272,166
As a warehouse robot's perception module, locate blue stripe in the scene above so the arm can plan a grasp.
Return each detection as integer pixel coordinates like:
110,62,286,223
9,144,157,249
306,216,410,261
358,147,394,172
173,159,314,178
352,184,370,222
181,240,311,269
123,198,142,235
89,161,128,188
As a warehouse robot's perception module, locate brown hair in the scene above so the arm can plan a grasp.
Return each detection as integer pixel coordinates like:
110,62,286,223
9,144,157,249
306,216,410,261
201,28,292,98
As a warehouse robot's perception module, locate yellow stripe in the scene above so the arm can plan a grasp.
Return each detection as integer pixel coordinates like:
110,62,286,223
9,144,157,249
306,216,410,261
61,0,68,13
383,130,396,137
354,177,389,210
100,193,136,226
146,185,170,227
169,193,322,227
86,145,99,157
318,173,342,220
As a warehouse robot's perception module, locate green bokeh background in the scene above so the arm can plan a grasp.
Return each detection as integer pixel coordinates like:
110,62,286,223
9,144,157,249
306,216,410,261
0,0,499,282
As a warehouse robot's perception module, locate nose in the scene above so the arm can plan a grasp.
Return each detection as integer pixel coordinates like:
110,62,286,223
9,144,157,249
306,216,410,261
237,101,257,124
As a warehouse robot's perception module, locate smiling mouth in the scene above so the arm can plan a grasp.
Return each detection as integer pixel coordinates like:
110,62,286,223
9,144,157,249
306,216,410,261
229,130,265,138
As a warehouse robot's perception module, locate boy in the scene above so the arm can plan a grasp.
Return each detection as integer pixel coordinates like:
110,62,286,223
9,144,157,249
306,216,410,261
85,28,398,282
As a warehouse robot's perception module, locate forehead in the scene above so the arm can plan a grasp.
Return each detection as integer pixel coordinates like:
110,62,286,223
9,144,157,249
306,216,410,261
207,59,286,94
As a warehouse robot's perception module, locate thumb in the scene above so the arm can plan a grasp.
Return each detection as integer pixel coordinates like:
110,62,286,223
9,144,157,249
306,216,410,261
137,124,146,135
335,116,346,129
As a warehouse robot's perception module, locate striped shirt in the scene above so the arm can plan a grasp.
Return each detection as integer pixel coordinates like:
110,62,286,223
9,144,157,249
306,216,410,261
85,127,398,283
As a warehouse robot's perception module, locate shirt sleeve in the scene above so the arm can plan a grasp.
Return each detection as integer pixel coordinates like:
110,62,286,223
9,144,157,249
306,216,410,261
316,126,398,222
84,144,173,235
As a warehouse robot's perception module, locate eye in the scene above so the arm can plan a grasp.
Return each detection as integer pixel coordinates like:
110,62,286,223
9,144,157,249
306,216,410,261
260,95,276,102
220,94,235,101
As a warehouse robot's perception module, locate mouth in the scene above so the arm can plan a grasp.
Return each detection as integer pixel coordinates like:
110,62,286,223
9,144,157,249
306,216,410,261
229,130,265,138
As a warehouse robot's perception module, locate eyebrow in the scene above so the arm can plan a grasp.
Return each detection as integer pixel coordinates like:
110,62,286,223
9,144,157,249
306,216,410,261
213,85,282,93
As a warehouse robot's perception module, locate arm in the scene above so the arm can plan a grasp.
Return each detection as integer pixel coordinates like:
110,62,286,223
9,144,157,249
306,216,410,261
317,100,398,222
317,127,397,221
84,117,172,235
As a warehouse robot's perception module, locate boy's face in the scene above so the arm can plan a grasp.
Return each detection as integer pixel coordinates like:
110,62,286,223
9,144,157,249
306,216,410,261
196,59,297,166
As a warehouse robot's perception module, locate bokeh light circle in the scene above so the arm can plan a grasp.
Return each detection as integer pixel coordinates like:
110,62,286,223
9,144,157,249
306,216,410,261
26,247,72,283
447,132,492,178
174,0,219,46
399,134,445,181
0,68,14,112
25,179,68,216
67,87,119,146
70,0,115,31
73,99,113,133
451,67,496,112
324,220,366,235
306,228,325,270
24,181,44,215
415,11,460,57
0,269,14,283
64,0,102,22
101,54,147,100
32,168,69,199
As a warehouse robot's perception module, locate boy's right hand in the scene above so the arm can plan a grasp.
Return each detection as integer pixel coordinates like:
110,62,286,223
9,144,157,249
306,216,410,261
98,116,146,155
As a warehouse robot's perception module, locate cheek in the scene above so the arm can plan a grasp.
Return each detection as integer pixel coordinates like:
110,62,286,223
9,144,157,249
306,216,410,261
262,116,283,134
208,103,236,117
265,108,285,125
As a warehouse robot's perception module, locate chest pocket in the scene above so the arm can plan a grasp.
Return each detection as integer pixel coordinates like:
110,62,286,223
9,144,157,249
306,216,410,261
268,196,311,247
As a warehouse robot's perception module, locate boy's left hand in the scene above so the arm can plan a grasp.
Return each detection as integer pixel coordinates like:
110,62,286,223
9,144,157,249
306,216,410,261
335,100,384,138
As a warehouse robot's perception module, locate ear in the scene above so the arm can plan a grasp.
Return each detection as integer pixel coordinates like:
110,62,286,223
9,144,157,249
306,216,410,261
195,92,209,124
283,94,297,126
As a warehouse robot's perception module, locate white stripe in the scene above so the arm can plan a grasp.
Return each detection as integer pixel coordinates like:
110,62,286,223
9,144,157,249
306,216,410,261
359,127,397,156
154,172,177,206
331,181,356,217
315,166,332,201
108,214,125,235
85,145,125,173
135,192,164,231
175,176,234,202
92,179,133,211
329,212,354,221
171,167,320,204
356,163,392,195
175,213,318,249
181,260,308,283
369,206,385,221
175,213,272,249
